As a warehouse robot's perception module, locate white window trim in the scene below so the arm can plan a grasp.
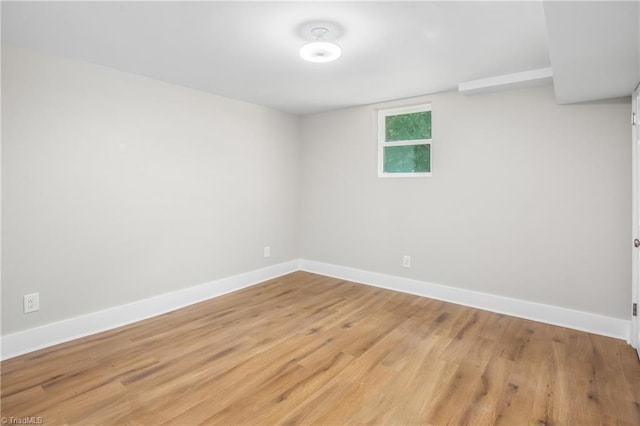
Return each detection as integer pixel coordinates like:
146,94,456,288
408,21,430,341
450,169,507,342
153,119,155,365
377,103,432,178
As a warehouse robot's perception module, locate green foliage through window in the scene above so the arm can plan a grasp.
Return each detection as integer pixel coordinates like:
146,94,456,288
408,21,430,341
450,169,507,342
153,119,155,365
378,104,432,176
383,145,430,173
385,111,431,142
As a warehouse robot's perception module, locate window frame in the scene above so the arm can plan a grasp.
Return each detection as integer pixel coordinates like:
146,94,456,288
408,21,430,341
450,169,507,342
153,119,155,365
377,103,432,178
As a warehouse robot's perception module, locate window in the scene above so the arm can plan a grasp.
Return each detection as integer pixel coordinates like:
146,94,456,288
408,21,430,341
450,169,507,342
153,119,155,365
378,104,432,177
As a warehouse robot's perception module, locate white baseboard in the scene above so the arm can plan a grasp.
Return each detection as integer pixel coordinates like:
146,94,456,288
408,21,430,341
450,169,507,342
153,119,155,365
2,258,631,360
299,259,631,342
0,260,301,360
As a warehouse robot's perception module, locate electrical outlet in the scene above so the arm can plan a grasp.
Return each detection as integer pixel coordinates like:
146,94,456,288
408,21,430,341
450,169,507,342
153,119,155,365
403,255,411,269
24,293,40,313
264,246,271,258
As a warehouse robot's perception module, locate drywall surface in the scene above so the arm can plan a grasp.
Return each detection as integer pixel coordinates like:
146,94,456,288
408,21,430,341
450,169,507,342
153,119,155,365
299,86,631,319
2,45,300,334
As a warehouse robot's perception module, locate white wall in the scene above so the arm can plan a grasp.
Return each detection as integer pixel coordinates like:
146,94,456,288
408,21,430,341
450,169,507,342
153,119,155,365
1,45,300,334
299,86,631,319
1,44,633,342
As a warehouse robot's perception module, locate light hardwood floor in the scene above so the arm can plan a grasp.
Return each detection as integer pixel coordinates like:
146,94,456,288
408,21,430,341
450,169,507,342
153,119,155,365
1,271,639,425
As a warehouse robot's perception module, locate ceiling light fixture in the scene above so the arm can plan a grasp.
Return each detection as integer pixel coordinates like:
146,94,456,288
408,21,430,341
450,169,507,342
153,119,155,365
299,27,342,63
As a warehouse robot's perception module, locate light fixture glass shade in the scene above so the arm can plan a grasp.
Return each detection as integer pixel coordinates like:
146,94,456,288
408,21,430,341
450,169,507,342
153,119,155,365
299,41,342,63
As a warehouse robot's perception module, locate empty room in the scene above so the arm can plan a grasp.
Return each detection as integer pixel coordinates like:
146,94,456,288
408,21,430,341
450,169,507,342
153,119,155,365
2,1,640,424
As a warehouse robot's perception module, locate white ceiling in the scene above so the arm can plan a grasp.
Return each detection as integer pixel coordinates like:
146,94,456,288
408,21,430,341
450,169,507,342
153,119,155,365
1,1,637,115
544,1,639,104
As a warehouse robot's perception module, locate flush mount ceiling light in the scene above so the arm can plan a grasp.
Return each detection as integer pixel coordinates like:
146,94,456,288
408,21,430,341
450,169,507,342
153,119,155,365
299,27,342,63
